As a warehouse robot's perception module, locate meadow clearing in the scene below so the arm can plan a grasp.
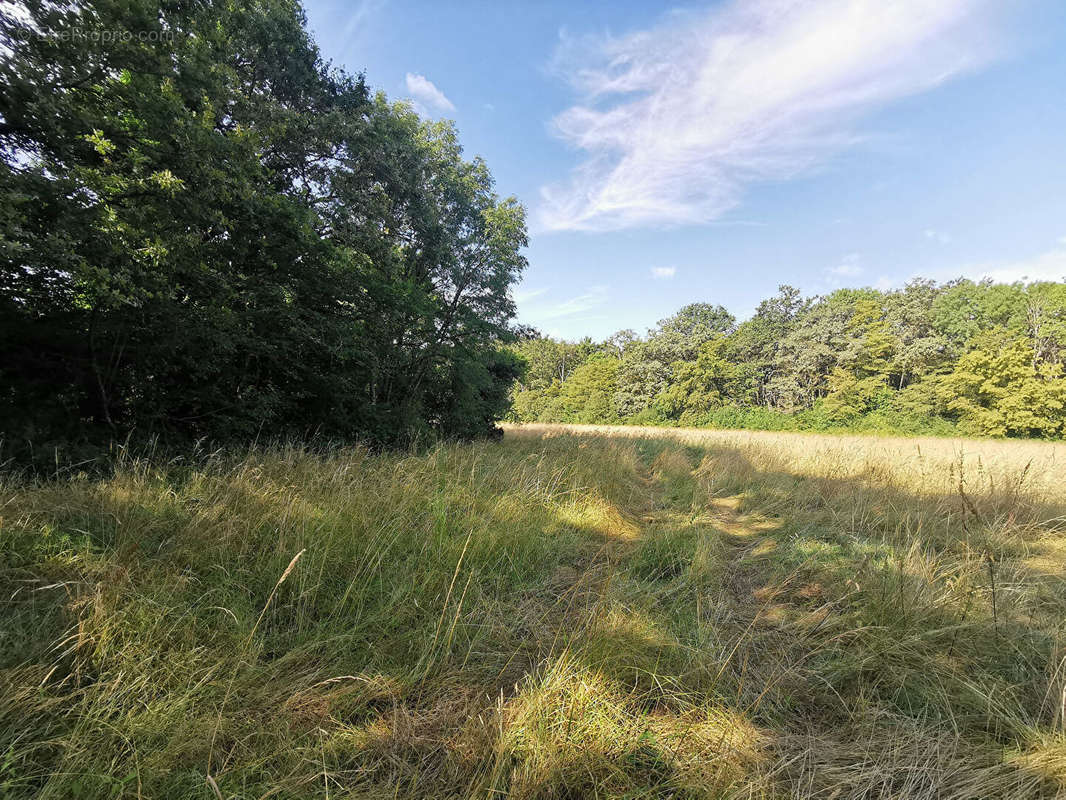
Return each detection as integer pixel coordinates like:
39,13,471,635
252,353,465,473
3,424,1066,798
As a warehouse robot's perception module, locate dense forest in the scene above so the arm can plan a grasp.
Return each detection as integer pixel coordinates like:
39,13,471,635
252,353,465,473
0,0,526,460
4,3,1066,459
509,280,1066,438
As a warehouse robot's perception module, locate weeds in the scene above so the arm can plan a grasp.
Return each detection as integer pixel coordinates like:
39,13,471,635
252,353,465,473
1,427,1065,798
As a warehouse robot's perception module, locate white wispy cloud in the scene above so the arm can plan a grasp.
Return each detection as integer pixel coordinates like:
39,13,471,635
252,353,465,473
538,0,1001,232
873,275,895,291
337,0,388,62
342,0,386,38
537,285,609,320
512,287,548,305
825,252,863,278
515,286,610,330
872,241,1066,290
924,228,953,244
651,266,676,279
954,245,1066,284
404,73,455,113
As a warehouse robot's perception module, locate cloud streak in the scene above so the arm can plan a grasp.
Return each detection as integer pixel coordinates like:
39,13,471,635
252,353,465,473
512,287,548,305
514,286,611,335
825,252,862,278
651,266,676,279
405,73,455,113
954,245,1066,285
875,241,1066,292
924,229,953,244
536,285,609,320
538,0,1000,232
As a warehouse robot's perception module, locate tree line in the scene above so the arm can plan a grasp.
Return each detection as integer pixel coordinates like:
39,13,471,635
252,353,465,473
1,0,526,461
509,280,1066,438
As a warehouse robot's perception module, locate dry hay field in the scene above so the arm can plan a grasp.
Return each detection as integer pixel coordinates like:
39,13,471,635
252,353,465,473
2,424,1066,798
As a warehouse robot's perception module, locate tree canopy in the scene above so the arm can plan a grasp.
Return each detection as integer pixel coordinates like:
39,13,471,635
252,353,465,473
0,0,527,457
509,280,1066,438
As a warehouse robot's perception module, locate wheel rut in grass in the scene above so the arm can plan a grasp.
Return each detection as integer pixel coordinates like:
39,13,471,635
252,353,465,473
703,495,784,601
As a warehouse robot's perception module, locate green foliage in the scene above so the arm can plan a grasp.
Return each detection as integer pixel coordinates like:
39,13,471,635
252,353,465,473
819,298,895,422
939,331,1066,437
510,280,1066,440
614,303,737,418
509,335,599,391
649,302,736,362
542,353,620,423
724,285,806,408
0,0,525,458
615,342,672,418
655,336,753,424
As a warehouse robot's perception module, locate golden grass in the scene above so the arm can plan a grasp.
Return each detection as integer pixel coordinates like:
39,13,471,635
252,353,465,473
506,422,1066,505
1,426,1064,798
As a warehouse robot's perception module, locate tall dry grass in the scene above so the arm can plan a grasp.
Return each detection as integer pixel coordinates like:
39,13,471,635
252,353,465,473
1,426,1064,798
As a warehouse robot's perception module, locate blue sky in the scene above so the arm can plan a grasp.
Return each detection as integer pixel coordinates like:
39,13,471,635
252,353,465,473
302,0,1066,340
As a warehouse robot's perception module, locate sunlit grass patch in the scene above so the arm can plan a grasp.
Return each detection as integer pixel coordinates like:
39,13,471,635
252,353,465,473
2,427,1065,797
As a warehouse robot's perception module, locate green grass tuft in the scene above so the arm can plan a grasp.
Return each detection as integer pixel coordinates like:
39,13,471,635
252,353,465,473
2,428,1065,798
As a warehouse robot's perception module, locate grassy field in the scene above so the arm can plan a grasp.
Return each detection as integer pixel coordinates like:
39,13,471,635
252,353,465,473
3,424,1066,798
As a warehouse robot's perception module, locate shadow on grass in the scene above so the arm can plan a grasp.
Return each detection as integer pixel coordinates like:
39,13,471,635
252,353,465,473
2,432,1065,798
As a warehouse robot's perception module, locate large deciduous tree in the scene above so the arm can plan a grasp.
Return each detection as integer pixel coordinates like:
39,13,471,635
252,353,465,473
0,0,526,453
